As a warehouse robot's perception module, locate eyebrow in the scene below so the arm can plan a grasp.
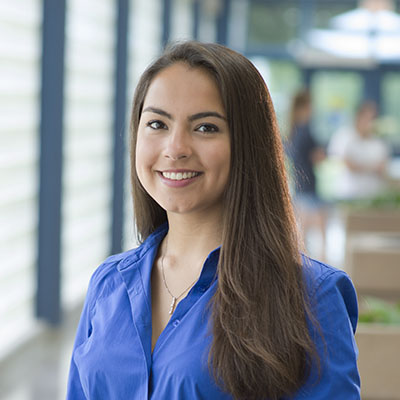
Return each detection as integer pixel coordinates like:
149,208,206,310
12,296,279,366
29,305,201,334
142,107,226,122
189,111,227,122
142,107,172,120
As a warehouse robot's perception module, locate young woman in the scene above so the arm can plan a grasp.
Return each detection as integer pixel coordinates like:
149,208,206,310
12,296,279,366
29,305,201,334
67,41,360,400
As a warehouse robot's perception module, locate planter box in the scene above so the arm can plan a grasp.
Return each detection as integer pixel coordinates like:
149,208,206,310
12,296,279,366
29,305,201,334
344,209,400,235
356,324,400,400
346,234,400,300
343,208,400,281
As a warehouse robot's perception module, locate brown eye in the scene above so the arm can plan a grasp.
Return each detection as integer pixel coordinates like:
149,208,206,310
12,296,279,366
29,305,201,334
147,120,167,130
196,123,219,134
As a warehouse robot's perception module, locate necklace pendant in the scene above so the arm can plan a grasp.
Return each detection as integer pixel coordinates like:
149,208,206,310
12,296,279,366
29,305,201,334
169,297,177,315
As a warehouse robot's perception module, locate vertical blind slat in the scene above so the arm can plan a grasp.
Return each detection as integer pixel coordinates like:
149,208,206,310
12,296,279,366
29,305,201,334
61,0,116,309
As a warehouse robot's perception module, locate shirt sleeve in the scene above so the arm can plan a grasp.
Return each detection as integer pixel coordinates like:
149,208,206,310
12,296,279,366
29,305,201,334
295,268,361,399
66,270,98,399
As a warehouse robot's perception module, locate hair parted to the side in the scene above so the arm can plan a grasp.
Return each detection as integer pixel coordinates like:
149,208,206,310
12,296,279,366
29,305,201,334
130,41,319,400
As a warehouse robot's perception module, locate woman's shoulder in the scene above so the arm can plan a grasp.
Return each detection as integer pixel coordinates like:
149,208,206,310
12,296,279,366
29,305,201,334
296,256,360,398
301,255,358,330
88,224,168,295
302,255,354,295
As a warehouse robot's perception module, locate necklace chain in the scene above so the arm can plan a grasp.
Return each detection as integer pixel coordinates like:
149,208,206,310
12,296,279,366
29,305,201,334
161,236,200,315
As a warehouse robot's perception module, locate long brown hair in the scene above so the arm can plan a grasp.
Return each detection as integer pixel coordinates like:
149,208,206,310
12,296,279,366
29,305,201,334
130,41,319,400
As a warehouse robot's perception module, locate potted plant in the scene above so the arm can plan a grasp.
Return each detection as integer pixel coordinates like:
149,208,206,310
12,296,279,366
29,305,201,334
342,189,400,234
356,297,400,400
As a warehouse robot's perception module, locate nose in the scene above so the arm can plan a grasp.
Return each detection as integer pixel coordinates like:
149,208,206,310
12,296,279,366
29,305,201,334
164,126,192,160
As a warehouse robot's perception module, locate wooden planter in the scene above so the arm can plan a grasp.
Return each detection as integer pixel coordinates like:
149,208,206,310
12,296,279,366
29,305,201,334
343,209,400,296
343,208,400,398
346,233,400,300
343,209,400,234
356,324,400,400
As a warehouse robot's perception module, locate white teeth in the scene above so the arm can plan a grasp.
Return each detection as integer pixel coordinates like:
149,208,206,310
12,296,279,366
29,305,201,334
162,171,199,180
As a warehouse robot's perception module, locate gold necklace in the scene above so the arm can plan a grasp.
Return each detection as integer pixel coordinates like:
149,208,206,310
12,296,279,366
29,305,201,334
161,237,200,315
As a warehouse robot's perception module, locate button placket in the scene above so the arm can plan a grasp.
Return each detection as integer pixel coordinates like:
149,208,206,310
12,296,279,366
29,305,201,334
172,319,180,327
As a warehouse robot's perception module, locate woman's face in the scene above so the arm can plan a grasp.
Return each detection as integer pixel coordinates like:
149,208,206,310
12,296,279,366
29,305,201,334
136,62,231,218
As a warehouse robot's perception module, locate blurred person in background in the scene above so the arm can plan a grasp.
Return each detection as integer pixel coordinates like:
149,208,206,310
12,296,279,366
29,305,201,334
286,89,328,261
328,100,390,200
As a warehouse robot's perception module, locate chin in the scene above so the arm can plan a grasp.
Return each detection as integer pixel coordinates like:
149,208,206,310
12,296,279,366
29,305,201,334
162,203,198,215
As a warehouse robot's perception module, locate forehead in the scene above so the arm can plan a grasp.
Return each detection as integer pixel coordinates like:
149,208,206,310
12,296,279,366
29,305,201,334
143,63,224,113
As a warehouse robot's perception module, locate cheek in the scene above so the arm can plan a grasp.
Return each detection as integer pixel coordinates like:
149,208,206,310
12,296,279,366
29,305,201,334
135,139,155,189
206,141,231,181
136,134,155,170
220,144,231,188
217,141,231,169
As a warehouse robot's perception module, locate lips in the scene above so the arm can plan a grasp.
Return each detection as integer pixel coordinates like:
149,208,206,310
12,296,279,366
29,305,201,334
158,170,202,187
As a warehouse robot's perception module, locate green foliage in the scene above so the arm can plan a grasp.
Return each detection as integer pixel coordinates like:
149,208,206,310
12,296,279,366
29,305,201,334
359,297,400,325
341,189,400,210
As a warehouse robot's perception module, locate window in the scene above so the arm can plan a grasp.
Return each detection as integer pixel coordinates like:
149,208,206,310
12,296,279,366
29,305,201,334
171,0,194,41
61,0,116,308
250,57,302,135
0,0,41,359
314,1,357,30
311,71,363,144
382,72,400,153
247,1,299,46
123,0,163,251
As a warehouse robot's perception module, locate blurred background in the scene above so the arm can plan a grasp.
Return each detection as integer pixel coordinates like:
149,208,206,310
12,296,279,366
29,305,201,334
1,0,400,399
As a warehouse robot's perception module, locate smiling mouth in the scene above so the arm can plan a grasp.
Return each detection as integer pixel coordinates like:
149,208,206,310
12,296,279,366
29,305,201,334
161,171,201,181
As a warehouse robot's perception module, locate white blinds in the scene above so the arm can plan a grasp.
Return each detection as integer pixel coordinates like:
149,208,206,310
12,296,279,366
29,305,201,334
0,0,41,359
171,0,194,41
61,0,116,308
123,0,163,251
128,0,163,84
198,0,218,43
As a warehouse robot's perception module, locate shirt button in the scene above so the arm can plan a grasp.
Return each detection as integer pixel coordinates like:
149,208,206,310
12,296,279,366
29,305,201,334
173,319,180,327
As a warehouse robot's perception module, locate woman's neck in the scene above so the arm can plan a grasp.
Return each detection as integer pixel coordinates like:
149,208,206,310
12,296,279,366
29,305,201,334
164,212,223,266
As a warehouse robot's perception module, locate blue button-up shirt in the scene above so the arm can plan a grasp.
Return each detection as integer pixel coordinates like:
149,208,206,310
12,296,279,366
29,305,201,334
67,224,360,399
